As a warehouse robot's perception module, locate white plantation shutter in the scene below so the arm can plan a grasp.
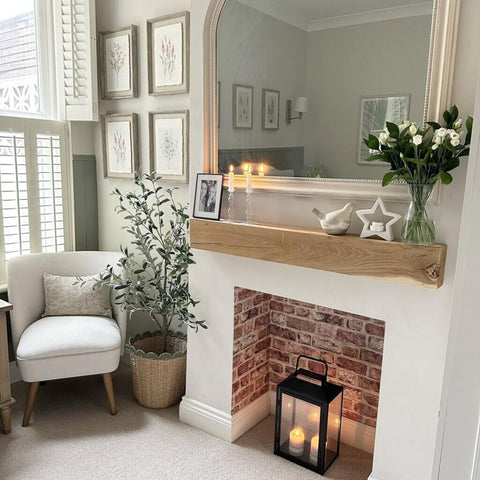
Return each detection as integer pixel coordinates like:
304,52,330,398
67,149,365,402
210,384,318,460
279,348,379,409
54,0,98,121
0,131,31,262
37,133,65,252
0,117,72,284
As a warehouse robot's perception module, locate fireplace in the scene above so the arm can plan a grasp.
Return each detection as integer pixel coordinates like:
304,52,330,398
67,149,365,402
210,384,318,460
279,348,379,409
180,245,448,480
231,288,384,453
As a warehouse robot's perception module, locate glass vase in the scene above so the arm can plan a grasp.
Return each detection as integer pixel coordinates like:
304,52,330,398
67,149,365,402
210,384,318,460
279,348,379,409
401,183,435,245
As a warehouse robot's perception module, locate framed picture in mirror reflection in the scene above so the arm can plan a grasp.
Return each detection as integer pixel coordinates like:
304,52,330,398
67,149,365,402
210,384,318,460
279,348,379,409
233,84,253,129
262,88,280,130
358,94,410,165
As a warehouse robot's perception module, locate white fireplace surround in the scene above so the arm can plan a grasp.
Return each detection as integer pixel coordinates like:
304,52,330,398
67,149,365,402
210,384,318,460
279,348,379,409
180,247,454,480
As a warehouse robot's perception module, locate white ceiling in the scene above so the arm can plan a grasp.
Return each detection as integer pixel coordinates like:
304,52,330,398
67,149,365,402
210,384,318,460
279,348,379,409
237,0,433,31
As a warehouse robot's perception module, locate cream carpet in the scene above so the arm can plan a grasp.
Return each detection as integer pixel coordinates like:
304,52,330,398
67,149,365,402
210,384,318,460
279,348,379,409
0,365,372,480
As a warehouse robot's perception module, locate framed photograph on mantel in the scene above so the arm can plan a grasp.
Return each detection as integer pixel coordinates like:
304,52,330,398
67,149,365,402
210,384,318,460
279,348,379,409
193,173,224,221
262,88,279,130
102,113,139,179
149,110,189,183
233,84,253,129
99,25,138,99
147,11,190,95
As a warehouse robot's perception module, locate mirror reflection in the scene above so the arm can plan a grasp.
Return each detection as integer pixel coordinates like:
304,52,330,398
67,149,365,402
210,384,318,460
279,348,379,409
217,0,433,180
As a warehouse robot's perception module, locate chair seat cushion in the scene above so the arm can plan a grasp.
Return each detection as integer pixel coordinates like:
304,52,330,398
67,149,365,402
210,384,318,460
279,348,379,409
17,315,121,360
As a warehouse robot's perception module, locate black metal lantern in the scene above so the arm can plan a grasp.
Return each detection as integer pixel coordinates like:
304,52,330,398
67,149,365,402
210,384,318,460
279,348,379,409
274,355,343,474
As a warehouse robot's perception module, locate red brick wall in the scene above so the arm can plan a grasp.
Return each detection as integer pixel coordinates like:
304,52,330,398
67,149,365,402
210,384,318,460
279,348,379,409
232,288,385,428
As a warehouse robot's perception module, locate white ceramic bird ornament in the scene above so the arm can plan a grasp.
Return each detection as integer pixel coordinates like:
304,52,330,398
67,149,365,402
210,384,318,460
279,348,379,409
312,203,356,235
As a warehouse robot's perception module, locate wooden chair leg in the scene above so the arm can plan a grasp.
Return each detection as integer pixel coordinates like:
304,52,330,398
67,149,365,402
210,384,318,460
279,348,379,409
0,405,12,434
102,373,117,415
22,382,40,427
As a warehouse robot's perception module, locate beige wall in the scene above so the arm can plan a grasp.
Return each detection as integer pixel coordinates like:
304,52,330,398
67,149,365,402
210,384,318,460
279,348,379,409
304,15,431,179
93,0,191,337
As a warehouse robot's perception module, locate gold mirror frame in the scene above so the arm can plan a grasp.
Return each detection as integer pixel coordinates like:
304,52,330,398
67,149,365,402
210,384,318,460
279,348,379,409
204,0,460,201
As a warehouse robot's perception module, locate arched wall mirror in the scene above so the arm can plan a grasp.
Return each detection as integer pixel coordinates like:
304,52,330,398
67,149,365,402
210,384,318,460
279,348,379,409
204,0,460,200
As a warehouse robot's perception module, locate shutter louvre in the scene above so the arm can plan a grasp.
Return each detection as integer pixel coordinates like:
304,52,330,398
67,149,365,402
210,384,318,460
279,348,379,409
55,0,98,120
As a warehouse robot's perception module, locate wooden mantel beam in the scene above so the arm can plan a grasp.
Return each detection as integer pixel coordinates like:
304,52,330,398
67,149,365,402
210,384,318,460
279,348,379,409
190,219,447,289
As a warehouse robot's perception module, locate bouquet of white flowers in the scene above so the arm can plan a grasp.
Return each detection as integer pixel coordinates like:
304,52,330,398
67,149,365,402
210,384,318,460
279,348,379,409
364,105,473,245
364,105,472,187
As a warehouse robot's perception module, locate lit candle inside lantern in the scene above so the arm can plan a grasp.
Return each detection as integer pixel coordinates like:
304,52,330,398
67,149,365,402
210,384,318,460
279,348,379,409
259,164,265,176
289,428,305,456
228,165,235,193
246,165,253,193
309,434,319,464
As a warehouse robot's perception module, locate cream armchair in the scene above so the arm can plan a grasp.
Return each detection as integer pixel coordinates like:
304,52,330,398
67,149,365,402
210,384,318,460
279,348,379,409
7,251,127,426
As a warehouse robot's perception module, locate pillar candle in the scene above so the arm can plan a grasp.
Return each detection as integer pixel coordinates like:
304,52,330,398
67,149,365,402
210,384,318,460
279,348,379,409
246,165,252,193
309,434,319,464
228,165,235,193
289,428,305,456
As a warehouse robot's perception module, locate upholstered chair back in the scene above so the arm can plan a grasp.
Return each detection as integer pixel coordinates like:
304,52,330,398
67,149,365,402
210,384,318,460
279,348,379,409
7,251,127,352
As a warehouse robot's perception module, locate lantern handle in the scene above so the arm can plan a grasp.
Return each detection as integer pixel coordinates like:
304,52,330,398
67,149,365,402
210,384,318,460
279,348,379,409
295,355,328,380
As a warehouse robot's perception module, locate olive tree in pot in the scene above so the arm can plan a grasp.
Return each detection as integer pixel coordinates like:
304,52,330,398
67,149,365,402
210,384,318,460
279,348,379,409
94,173,206,408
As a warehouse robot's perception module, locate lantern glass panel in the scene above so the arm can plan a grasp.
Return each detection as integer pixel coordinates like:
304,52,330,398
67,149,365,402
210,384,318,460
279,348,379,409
325,393,342,468
279,392,321,462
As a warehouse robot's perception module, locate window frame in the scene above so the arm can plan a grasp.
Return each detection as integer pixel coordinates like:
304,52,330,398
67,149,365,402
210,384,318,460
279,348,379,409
0,0,58,120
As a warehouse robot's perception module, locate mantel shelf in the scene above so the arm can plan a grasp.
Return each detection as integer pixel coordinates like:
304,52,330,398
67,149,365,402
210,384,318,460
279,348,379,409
190,219,447,289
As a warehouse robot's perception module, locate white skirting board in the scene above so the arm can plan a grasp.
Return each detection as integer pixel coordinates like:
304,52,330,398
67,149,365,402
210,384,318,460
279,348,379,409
179,393,271,443
268,391,376,454
179,396,233,442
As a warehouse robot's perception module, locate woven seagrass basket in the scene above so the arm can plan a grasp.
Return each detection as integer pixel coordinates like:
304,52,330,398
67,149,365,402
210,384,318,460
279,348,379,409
129,331,187,409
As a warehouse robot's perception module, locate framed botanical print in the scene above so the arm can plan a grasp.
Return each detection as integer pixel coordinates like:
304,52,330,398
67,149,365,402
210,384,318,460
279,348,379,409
149,110,189,183
193,173,224,220
358,94,410,165
99,25,138,99
262,88,280,130
147,11,190,95
233,84,253,129
102,113,139,179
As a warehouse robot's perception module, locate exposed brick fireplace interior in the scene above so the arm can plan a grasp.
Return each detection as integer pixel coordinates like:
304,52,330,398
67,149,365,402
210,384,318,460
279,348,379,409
232,287,385,429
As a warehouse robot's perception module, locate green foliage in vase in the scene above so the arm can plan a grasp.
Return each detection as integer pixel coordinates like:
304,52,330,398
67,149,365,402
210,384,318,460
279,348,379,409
363,105,473,187
91,172,206,353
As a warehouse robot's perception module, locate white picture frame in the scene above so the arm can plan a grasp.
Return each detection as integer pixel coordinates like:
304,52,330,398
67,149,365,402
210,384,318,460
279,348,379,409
99,25,138,99
262,88,279,130
102,113,138,179
149,110,189,183
193,173,224,220
358,94,410,165
147,11,190,95
233,84,253,129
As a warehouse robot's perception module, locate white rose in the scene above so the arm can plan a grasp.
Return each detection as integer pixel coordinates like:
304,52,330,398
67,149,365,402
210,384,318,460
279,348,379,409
409,124,418,136
398,123,408,134
434,135,443,145
447,129,458,137
403,120,411,127
432,144,439,150
451,137,460,147
379,132,389,145
436,127,447,138
454,119,462,130
413,135,423,146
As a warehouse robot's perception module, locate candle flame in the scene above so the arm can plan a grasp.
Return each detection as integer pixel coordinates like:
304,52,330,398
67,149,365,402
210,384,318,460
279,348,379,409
229,165,234,173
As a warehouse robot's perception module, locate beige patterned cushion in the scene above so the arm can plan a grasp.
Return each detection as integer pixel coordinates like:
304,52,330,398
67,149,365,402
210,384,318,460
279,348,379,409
43,273,112,318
